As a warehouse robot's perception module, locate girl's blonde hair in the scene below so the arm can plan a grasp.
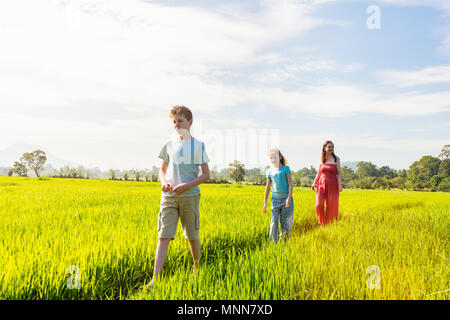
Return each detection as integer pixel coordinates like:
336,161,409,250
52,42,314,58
268,148,287,166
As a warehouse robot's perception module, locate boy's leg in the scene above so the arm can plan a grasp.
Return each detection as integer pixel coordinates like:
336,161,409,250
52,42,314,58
188,239,201,271
152,238,171,282
141,196,178,290
179,194,201,270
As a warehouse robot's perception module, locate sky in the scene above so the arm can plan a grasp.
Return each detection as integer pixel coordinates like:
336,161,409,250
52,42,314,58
0,0,449,171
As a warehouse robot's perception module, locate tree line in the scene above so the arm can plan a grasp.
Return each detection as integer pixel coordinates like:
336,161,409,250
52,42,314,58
4,145,449,192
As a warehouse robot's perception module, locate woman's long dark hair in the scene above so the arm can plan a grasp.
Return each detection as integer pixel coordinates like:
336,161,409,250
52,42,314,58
321,140,337,163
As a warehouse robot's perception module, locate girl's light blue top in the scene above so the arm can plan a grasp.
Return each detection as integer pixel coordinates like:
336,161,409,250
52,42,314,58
266,165,291,198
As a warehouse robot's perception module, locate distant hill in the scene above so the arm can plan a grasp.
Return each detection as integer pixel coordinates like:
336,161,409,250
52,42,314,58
0,142,81,169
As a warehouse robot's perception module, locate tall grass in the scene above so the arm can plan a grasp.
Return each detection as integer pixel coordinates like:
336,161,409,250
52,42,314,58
0,176,448,299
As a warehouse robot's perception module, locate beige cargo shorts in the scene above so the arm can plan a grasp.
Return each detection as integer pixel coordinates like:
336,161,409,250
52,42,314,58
157,193,200,241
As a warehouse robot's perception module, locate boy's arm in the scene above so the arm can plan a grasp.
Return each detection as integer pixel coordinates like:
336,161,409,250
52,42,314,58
159,160,169,184
159,160,173,191
171,163,210,195
186,163,210,188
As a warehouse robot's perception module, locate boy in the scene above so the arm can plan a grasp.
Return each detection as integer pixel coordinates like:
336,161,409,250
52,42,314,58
140,105,210,290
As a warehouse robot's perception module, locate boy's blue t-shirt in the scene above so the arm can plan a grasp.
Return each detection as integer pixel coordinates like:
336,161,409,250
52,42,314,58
159,137,209,197
266,165,291,198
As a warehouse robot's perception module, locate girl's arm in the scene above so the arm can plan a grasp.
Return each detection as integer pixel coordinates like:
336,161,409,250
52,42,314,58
263,178,271,212
336,157,342,191
287,173,293,199
286,173,293,206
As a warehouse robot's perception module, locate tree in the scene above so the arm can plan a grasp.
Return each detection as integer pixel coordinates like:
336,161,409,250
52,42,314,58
407,156,441,190
390,176,406,190
291,166,316,187
341,166,355,188
131,169,144,181
291,170,302,186
109,169,117,180
11,161,28,177
210,166,218,182
227,160,245,183
20,150,47,177
429,175,441,192
372,176,390,190
244,168,265,185
151,166,159,182
352,176,375,189
439,159,450,176
356,161,378,178
378,166,395,179
300,176,311,187
398,169,407,178
439,145,450,160
123,172,129,181
437,176,450,192
143,169,151,182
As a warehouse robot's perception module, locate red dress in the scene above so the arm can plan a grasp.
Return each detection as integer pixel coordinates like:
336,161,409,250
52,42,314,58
314,163,339,225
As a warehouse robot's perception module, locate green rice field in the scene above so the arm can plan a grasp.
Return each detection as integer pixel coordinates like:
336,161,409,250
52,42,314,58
0,176,448,300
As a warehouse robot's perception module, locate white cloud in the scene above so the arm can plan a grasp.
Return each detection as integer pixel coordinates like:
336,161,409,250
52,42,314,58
378,65,450,87
252,57,363,84
0,0,448,171
0,0,327,117
239,84,450,116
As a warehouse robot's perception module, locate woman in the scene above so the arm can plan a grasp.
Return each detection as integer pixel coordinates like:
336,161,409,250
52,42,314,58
312,141,342,225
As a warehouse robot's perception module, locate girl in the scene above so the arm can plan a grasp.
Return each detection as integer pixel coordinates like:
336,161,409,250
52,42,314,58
312,140,342,225
263,148,293,242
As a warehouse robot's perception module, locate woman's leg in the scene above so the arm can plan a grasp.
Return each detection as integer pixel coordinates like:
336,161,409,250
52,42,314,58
315,188,326,225
326,183,339,223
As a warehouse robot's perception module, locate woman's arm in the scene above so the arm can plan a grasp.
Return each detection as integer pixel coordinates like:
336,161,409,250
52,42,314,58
336,157,342,191
312,164,321,190
263,178,271,212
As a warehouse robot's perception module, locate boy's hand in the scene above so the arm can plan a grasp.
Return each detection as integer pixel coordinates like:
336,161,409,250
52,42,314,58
285,198,291,207
311,184,315,191
172,183,190,195
161,183,173,192
263,204,267,213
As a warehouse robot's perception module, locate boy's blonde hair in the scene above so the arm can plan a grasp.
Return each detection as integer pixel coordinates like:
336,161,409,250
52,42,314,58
268,148,287,166
170,105,193,121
